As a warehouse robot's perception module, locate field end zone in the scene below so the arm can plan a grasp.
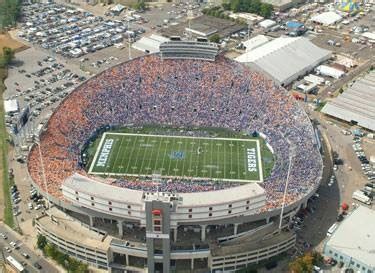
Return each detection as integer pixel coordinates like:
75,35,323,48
89,132,264,183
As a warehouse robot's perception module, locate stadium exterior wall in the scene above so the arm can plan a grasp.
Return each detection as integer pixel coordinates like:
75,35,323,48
61,174,267,226
29,172,316,228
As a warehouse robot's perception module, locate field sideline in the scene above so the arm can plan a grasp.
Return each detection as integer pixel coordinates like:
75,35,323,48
89,132,264,183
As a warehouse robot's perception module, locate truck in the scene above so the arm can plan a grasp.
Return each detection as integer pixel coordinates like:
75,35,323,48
352,190,371,205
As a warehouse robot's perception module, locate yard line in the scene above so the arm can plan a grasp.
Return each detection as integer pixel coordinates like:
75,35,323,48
237,142,241,180
139,136,151,175
166,137,175,176
117,134,132,174
152,136,164,173
223,140,226,180
230,141,233,179
125,135,139,173
209,140,214,179
187,140,195,177
180,139,189,177
111,135,125,173
144,137,157,175
159,139,169,176
195,138,201,178
216,140,221,179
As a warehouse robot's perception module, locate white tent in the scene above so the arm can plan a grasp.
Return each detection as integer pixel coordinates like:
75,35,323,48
4,99,19,114
311,12,342,26
316,65,344,79
132,34,170,54
259,19,276,29
242,35,269,52
235,37,331,86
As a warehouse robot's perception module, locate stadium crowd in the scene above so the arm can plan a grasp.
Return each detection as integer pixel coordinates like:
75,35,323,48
27,54,322,209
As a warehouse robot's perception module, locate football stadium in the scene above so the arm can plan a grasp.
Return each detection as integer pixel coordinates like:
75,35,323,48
28,41,323,273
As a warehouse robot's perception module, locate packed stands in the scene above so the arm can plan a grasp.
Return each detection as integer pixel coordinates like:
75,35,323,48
27,54,322,210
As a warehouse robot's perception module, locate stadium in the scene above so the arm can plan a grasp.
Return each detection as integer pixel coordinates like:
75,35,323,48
28,41,322,273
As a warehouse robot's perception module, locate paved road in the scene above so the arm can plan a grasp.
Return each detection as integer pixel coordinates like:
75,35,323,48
0,223,59,273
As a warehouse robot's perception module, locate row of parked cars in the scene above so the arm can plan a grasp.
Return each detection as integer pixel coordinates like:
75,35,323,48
5,56,86,144
18,3,143,58
352,136,375,199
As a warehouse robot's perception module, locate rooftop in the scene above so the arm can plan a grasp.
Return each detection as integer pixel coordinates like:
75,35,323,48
62,173,266,207
325,206,375,267
311,11,342,26
322,70,375,131
235,37,331,85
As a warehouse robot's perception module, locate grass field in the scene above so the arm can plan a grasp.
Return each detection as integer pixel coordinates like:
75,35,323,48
89,132,264,182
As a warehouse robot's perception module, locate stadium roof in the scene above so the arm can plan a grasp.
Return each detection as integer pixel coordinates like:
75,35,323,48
63,173,266,207
324,206,375,268
322,71,375,131
311,11,342,25
235,37,331,86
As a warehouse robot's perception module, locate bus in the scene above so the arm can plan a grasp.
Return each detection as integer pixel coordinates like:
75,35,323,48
326,223,338,237
6,256,25,272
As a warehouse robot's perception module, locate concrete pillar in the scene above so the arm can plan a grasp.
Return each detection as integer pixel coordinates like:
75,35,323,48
303,200,308,209
89,215,94,227
201,225,207,241
125,254,129,265
117,220,123,236
173,227,178,242
266,217,270,224
191,258,194,270
234,223,239,235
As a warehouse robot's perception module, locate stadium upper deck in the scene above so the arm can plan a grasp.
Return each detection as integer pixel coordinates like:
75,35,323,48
27,54,322,211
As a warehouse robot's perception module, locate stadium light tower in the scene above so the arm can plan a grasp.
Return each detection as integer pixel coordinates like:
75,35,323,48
35,137,51,209
278,138,296,230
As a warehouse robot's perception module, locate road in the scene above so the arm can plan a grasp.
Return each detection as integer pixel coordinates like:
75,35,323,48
0,223,59,273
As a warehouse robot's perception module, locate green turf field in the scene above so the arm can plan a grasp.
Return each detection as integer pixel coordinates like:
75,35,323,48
88,132,263,182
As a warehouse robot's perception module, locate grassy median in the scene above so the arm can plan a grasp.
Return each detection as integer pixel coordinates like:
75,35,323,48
0,67,14,228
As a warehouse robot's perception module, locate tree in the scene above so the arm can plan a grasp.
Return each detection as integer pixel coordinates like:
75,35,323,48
44,243,58,258
230,0,241,12
289,252,314,273
2,47,14,64
37,234,47,250
259,3,273,18
209,34,221,43
133,0,145,11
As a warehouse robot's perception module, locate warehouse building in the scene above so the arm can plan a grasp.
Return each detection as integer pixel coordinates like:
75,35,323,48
323,206,375,272
322,70,375,131
235,37,331,86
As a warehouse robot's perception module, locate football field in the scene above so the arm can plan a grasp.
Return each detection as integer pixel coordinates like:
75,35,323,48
89,132,263,182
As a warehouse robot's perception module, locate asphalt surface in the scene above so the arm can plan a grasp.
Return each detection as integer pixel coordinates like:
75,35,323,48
0,223,59,273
